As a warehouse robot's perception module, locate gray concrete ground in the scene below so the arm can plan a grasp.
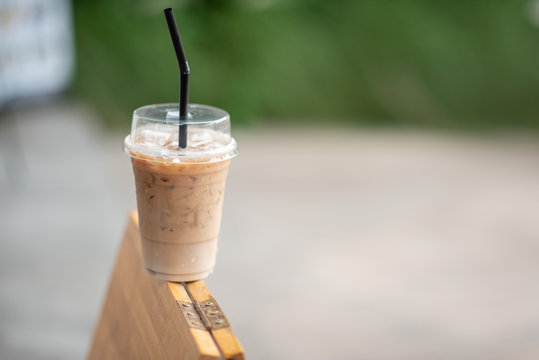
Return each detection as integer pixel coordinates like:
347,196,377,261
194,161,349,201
1,102,539,360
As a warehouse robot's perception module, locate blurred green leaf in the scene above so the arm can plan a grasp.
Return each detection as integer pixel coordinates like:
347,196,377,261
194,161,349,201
72,0,539,130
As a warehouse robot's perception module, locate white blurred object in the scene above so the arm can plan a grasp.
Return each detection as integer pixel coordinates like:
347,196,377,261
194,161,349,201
527,0,539,27
0,0,74,107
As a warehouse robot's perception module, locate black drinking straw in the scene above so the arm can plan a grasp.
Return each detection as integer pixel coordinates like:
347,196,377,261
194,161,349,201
164,8,190,149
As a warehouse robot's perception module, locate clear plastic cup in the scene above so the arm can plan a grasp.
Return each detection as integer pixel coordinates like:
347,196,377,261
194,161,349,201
124,103,238,281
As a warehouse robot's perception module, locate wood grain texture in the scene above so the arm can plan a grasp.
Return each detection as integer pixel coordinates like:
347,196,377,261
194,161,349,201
87,212,221,360
186,281,246,360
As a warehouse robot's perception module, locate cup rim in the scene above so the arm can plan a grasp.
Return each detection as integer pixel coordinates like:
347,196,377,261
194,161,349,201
123,135,238,164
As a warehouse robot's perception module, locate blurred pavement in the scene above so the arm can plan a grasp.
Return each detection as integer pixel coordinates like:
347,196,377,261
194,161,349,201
1,102,539,359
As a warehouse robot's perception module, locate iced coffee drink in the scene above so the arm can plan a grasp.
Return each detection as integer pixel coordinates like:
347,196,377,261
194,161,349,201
124,104,238,281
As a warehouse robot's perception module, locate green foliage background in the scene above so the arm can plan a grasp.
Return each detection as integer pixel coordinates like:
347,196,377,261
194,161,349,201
72,0,539,129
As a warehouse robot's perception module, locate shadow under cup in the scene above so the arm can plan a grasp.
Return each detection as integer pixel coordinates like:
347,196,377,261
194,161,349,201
124,103,238,282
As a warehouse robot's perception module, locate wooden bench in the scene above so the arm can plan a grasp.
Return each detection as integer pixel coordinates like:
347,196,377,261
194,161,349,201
87,212,245,360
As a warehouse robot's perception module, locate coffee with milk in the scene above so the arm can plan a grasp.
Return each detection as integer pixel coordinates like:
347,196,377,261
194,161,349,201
124,103,237,281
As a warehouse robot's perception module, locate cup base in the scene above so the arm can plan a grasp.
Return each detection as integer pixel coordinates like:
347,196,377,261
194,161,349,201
144,267,212,282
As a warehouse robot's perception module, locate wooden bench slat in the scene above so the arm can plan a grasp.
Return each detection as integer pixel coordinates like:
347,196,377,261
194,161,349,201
88,211,244,360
